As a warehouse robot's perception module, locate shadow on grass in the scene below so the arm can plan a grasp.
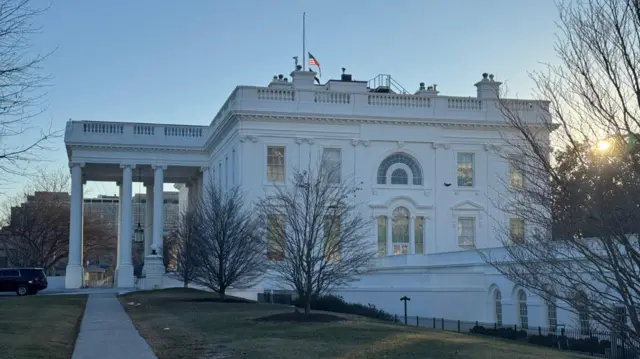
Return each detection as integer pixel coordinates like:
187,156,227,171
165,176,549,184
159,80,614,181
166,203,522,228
255,312,346,323
183,297,253,304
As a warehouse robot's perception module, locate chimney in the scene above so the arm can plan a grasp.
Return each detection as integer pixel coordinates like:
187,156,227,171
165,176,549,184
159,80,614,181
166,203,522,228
474,73,501,98
290,68,317,89
415,82,439,96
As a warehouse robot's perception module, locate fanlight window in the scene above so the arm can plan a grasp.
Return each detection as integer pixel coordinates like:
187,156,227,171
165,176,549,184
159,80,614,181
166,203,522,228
377,153,423,185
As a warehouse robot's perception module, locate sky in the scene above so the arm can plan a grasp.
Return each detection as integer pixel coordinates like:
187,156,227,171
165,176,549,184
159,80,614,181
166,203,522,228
7,0,560,198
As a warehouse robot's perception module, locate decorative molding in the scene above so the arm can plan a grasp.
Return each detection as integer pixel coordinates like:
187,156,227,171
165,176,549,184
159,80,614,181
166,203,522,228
397,141,405,148
295,137,314,145
119,164,136,169
372,189,378,195
450,199,483,211
351,139,371,147
423,189,431,197
431,142,450,150
151,164,168,170
484,143,502,153
239,135,259,143
453,189,480,196
199,166,210,173
68,162,85,168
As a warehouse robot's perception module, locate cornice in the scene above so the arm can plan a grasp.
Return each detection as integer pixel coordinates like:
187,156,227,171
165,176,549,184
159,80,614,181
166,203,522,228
66,144,205,154
238,113,534,130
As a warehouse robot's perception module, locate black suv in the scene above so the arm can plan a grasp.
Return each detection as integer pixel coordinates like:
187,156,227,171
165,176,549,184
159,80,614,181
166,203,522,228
0,268,48,296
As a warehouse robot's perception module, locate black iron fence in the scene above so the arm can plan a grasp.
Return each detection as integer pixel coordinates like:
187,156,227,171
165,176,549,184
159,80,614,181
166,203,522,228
393,315,638,358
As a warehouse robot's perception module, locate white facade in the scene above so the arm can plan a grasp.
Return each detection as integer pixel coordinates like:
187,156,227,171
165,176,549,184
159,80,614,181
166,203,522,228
63,68,577,329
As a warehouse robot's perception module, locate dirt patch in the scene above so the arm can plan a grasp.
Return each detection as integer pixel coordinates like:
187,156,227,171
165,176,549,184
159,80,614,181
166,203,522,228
255,311,346,323
183,297,253,304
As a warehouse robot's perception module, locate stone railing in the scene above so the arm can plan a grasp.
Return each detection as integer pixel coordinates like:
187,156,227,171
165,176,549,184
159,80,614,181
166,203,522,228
205,86,548,125
66,121,209,148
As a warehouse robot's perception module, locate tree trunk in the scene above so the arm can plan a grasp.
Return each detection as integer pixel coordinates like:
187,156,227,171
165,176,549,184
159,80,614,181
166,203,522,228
183,281,188,288
304,295,311,315
220,289,226,301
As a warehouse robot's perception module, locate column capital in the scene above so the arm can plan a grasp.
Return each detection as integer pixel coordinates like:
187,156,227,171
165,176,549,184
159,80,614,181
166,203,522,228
199,166,210,173
119,163,136,169
68,161,85,169
151,164,168,170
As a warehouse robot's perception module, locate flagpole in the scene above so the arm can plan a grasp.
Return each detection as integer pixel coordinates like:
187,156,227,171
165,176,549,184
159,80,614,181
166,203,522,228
302,12,306,71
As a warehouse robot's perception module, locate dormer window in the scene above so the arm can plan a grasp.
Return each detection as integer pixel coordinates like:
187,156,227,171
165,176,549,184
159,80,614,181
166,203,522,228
376,153,423,185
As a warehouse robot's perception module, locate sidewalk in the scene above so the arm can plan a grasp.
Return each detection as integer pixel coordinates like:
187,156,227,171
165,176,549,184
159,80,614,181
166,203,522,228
72,293,158,359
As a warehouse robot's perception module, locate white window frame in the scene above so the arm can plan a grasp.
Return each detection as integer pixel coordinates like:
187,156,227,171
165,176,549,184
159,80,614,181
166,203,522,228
321,147,342,184
456,152,475,188
495,289,503,326
509,217,525,243
457,216,476,247
547,300,557,331
508,154,524,190
266,145,286,183
518,290,529,329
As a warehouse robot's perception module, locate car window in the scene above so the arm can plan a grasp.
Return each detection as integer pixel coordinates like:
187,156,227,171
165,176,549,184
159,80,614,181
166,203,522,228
2,270,19,277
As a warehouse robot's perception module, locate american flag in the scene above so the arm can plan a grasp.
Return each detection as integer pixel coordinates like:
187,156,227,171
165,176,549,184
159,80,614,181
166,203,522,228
308,52,321,77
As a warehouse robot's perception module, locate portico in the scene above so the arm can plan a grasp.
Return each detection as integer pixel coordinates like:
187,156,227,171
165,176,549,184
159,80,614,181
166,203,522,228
64,159,207,289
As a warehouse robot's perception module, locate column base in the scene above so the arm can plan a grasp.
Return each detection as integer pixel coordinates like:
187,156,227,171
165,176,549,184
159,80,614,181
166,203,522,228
141,255,164,290
115,264,135,288
65,264,84,289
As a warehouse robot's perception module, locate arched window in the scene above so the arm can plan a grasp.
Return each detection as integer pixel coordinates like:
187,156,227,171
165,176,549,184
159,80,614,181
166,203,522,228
392,207,409,254
547,300,557,331
390,168,408,184
377,153,423,185
495,289,503,326
518,290,528,329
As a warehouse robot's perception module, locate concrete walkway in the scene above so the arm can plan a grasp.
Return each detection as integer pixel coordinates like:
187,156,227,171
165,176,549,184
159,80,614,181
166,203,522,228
72,293,158,359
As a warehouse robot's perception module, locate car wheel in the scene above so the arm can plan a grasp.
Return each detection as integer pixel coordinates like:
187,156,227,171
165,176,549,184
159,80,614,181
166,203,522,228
16,285,28,296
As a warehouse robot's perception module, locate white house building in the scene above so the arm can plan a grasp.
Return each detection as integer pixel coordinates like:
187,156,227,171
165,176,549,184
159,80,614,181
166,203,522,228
63,67,578,330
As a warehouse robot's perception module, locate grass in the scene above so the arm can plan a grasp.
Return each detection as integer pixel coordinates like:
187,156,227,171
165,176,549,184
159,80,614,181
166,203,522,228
0,294,88,359
120,288,589,359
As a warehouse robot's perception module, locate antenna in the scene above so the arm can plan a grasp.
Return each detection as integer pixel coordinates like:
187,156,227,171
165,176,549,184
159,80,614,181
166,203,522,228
302,12,306,71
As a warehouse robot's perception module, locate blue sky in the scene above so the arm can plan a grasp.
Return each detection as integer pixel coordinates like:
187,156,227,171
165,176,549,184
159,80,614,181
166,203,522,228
11,0,559,197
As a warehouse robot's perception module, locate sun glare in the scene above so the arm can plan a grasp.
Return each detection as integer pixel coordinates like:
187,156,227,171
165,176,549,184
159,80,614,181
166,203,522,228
596,140,611,151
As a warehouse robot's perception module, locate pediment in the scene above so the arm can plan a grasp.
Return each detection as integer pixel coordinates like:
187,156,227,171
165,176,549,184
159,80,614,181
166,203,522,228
450,200,483,211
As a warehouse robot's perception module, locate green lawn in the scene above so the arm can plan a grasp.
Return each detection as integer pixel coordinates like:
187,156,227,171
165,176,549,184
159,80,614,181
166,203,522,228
0,294,87,359
120,288,588,359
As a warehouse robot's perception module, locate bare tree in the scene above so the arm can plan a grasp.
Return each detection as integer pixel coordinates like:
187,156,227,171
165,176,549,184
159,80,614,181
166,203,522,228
255,164,375,315
0,169,115,273
0,0,59,186
482,0,640,348
192,185,265,299
169,209,200,288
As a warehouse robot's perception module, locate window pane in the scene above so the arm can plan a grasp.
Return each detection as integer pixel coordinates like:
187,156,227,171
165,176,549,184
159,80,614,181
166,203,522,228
267,215,285,260
390,168,409,185
548,301,557,331
495,290,503,326
509,155,524,189
415,216,424,254
377,216,387,256
457,153,474,187
509,217,525,243
392,207,410,253
267,146,285,182
519,291,529,329
323,215,340,261
457,217,475,246
322,148,341,184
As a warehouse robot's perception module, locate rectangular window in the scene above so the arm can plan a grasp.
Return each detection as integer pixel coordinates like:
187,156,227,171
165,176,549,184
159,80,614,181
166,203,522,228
415,216,424,254
321,148,342,184
218,162,222,189
509,155,524,189
225,156,229,190
457,217,475,247
232,149,236,186
457,153,474,187
548,302,557,331
267,146,285,182
323,215,340,261
509,217,525,243
266,215,285,261
377,216,386,256
578,306,590,335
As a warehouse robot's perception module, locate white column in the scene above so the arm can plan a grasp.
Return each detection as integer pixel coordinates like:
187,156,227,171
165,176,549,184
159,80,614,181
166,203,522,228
65,162,84,289
117,183,123,267
386,215,393,256
152,165,166,255
200,166,210,197
409,216,416,255
144,183,154,257
116,164,135,288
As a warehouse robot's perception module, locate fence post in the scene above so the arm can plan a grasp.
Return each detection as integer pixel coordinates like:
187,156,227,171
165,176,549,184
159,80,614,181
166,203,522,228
475,321,478,328
416,316,419,327
457,320,461,332
514,324,517,332
432,317,435,329
441,318,444,330
538,326,541,336
394,314,397,323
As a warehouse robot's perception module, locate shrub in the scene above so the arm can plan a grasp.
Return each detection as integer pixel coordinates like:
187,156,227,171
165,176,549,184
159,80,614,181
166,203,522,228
294,295,394,321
